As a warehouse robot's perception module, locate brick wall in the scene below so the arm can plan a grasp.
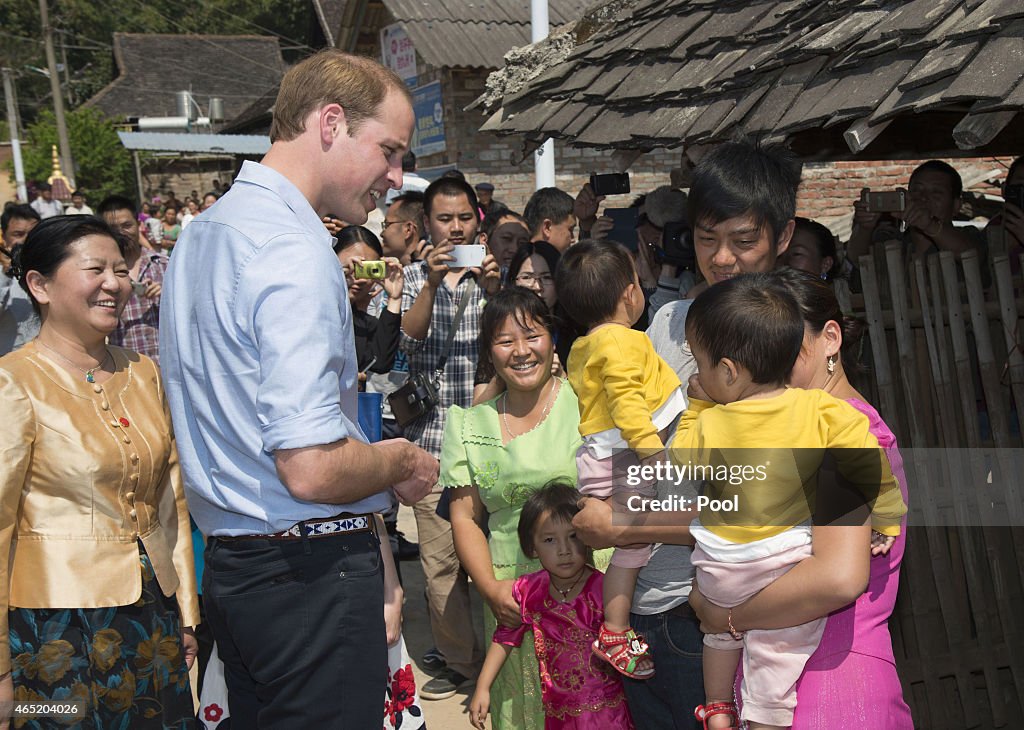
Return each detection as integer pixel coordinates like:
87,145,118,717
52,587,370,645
797,157,1014,222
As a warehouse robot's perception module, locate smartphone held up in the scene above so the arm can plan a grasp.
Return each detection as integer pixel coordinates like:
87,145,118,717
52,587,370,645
861,188,907,214
446,243,487,269
590,172,631,197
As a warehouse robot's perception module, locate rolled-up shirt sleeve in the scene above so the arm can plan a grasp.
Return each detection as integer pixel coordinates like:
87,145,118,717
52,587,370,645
239,232,364,452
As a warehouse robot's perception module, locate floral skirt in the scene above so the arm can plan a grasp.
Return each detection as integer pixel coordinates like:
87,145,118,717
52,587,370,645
384,634,425,730
9,547,195,729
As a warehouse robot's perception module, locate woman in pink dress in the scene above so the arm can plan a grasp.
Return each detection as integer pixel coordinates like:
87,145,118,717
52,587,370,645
470,483,634,730
691,268,913,728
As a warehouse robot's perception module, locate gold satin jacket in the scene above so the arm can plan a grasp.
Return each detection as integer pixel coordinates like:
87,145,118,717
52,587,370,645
0,342,200,673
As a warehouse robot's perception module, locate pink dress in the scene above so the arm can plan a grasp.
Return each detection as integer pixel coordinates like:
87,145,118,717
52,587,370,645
494,570,635,730
737,398,914,728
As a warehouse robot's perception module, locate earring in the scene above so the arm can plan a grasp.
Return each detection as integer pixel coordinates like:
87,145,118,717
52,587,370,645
827,355,836,374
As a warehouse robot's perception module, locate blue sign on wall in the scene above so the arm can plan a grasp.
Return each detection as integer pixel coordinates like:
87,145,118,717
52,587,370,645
412,81,446,157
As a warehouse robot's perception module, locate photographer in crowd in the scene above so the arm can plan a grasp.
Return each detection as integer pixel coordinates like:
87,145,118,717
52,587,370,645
846,160,982,265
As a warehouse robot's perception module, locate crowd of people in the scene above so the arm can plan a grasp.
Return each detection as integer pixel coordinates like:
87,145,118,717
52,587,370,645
0,46,1021,730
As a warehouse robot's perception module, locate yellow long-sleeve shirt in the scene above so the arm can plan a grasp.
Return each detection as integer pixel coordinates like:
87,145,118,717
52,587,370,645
568,325,682,453
669,388,907,543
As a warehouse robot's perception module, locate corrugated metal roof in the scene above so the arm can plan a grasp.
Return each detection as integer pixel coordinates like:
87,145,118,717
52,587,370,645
399,19,533,68
477,0,1024,158
383,0,591,26
313,0,593,69
117,132,270,155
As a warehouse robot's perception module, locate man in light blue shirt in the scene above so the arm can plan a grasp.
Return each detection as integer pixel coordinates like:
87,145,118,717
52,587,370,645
160,49,436,728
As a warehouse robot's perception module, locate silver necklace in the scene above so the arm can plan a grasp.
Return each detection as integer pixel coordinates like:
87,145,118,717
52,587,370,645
37,341,111,384
551,569,585,601
502,378,558,439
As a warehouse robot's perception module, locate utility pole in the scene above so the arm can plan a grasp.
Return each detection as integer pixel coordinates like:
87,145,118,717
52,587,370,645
38,0,75,187
2,68,28,201
531,0,556,190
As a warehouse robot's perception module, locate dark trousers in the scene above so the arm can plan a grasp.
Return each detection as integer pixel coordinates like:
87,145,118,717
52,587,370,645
203,529,386,729
624,606,705,730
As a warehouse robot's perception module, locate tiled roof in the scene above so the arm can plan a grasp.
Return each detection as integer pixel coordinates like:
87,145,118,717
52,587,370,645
85,34,285,123
478,0,1024,158
217,87,278,136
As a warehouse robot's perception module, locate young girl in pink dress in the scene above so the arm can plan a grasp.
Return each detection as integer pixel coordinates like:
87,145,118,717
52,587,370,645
470,483,634,730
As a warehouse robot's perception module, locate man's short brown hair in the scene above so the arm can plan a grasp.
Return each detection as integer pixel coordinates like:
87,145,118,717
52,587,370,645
269,50,412,143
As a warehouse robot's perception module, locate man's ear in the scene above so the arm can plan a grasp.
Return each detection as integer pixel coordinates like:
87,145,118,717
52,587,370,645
319,104,346,147
821,256,834,278
775,219,796,257
540,218,554,242
721,357,740,386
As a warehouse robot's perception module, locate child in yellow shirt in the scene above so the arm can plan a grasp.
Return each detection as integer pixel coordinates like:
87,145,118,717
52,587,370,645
673,273,906,730
555,239,684,680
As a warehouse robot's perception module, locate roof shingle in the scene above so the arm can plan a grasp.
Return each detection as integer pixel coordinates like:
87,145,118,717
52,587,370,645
477,0,1024,158
85,34,285,124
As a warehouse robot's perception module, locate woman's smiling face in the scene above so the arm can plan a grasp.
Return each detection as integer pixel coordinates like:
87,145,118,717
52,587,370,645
490,312,554,393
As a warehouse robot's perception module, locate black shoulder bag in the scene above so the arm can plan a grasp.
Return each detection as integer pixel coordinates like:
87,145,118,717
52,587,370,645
388,280,476,427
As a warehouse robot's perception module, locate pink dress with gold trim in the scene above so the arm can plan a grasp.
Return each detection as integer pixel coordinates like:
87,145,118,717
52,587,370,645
493,570,635,730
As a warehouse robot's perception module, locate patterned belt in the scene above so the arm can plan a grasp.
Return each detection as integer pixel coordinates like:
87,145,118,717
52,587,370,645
220,513,375,541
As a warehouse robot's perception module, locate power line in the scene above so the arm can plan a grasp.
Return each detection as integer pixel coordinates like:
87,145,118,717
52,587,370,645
126,0,294,74
187,0,316,52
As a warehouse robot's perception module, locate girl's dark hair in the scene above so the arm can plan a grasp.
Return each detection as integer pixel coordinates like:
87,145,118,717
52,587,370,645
793,217,839,279
518,481,582,557
333,225,383,256
686,272,805,386
507,241,561,290
478,286,555,373
769,267,867,376
555,239,635,329
15,215,128,312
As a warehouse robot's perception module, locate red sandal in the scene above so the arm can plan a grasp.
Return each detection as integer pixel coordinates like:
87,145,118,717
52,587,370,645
591,624,655,679
694,701,739,729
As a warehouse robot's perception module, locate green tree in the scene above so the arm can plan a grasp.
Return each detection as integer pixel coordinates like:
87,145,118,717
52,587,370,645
0,0,317,121
19,107,135,202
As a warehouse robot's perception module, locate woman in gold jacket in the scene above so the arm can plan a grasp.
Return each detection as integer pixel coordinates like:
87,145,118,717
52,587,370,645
0,216,199,727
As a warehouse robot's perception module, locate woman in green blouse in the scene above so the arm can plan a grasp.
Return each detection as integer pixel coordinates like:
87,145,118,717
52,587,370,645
443,287,587,730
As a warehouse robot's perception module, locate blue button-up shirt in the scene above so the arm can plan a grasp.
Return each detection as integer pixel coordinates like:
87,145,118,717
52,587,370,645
160,161,388,536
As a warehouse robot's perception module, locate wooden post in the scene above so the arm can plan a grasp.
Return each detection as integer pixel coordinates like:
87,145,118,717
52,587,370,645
991,254,1024,438
927,257,965,444
885,242,926,446
939,252,980,447
915,259,958,448
962,250,1011,448
859,255,901,439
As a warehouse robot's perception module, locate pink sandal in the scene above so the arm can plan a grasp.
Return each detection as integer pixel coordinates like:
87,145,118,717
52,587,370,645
695,701,739,729
591,624,655,679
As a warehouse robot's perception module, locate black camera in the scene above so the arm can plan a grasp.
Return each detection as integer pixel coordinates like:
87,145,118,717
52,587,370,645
387,371,440,427
661,221,694,269
590,173,631,197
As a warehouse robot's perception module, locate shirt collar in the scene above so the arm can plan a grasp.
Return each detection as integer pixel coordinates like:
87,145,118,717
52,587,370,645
234,161,332,247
